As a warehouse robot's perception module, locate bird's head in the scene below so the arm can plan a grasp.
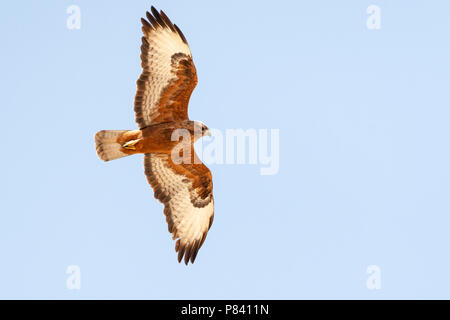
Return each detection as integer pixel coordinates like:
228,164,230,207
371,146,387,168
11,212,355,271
188,120,211,141
175,120,211,142
195,121,211,137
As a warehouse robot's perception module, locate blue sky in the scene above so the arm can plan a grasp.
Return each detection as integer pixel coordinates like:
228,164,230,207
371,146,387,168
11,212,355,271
1,0,449,299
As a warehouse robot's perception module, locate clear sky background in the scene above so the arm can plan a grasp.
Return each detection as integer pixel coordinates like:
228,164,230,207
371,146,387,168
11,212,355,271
1,0,449,299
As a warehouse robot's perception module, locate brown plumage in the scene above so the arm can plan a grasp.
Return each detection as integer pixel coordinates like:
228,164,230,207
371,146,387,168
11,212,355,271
94,7,214,265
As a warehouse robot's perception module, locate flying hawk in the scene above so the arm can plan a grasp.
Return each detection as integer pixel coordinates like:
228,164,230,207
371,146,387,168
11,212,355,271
95,6,214,265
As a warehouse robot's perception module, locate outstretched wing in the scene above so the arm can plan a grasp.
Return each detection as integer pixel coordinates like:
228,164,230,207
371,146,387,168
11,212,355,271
144,153,214,265
135,7,198,128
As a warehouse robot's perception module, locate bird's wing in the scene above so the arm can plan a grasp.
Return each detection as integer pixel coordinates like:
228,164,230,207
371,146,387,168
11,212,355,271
134,7,198,128
144,152,214,265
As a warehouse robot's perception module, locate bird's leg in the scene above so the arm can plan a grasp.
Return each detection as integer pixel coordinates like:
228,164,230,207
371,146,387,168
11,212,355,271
122,139,140,150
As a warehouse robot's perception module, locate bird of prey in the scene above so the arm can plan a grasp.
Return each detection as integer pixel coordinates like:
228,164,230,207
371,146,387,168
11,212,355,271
95,6,214,265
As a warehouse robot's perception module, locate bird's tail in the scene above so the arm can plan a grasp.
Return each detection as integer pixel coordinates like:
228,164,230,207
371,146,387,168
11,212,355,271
95,130,132,161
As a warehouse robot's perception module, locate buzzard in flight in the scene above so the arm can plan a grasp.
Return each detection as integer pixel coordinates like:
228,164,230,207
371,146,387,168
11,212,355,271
95,6,214,265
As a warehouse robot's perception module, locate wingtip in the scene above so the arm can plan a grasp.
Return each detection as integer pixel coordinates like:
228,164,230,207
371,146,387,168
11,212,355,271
142,6,188,44
160,10,176,32
174,24,188,44
150,6,160,19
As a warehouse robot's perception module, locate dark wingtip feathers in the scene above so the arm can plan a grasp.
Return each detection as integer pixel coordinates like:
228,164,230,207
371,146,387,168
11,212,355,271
160,10,176,32
141,7,188,44
174,24,188,44
151,7,166,27
175,238,204,266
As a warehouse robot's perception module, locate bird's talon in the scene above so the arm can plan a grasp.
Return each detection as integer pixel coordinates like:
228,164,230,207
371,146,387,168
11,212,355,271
122,140,139,150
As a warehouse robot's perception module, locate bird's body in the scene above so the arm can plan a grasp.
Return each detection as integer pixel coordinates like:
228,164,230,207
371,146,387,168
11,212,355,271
99,121,202,155
94,7,214,265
